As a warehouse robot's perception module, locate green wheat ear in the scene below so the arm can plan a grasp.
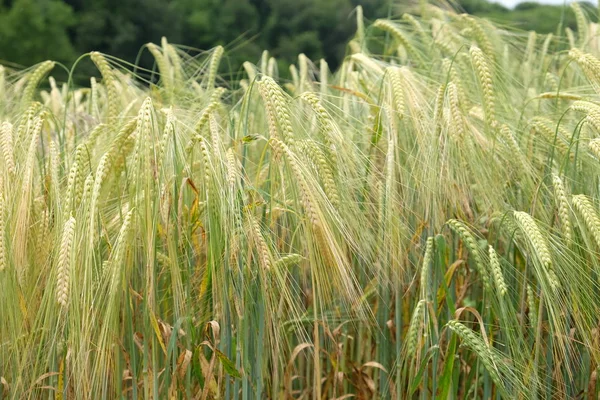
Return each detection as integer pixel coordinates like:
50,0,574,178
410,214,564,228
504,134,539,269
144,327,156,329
90,52,118,121
0,191,6,272
552,174,572,242
56,216,76,308
514,211,560,290
447,219,490,289
573,194,600,249
488,245,507,297
470,45,496,129
22,61,55,106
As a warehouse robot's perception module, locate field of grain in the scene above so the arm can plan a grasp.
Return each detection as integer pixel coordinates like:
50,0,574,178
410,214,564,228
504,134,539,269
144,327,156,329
2,3,600,399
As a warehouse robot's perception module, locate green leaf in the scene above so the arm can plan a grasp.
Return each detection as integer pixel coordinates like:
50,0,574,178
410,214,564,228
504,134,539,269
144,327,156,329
215,349,242,379
409,345,439,395
192,346,205,387
437,334,457,399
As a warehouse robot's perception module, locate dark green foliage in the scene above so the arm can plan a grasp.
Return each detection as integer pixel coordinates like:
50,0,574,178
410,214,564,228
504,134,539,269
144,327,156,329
0,0,597,77
472,1,598,33
0,0,389,77
458,0,509,14
0,0,76,66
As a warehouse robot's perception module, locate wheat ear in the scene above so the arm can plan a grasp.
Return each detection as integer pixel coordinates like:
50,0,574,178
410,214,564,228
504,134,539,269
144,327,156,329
488,246,507,296
90,52,118,120
572,194,600,249
206,45,224,90
56,216,76,308
23,61,55,106
552,175,572,242
470,45,497,129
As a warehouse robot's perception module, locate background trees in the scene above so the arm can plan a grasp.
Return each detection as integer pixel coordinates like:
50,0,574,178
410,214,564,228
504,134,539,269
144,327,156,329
0,0,596,78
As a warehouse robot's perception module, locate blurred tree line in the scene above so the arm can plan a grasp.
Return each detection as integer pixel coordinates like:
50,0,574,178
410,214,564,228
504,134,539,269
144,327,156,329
460,0,597,32
0,0,389,78
0,0,596,78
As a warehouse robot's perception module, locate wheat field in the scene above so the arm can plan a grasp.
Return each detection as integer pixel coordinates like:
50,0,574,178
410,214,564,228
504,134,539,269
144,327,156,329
2,3,600,399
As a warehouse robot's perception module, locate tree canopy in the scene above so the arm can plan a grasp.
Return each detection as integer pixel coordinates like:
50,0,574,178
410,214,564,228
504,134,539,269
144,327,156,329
0,0,595,78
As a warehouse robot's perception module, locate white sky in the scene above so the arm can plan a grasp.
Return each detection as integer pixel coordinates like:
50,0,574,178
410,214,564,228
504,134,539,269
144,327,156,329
495,0,571,7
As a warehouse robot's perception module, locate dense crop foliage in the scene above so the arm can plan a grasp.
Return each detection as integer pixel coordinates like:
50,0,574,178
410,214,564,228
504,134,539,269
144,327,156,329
2,3,600,399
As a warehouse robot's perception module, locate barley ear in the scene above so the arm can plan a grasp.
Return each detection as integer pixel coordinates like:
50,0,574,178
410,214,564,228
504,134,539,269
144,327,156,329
23,61,55,106
90,52,118,121
470,45,496,129
513,211,559,290
552,175,572,242
206,45,224,90
420,237,434,299
488,246,507,297
406,300,426,356
56,217,76,308
447,219,490,289
572,194,600,249
0,193,6,272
